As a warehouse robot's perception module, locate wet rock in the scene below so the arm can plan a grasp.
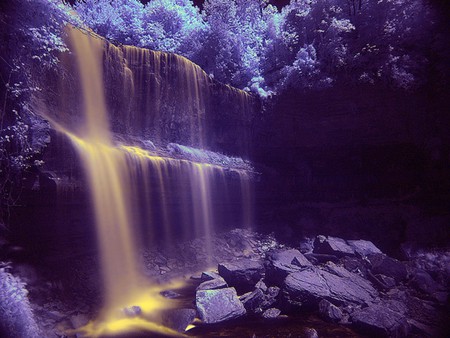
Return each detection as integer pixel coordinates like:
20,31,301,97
201,271,222,281
351,304,410,337
240,288,264,313
319,299,343,322
314,236,355,257
197,277,228,291
161,308,196,332
240,285,281,315
303,327,319,338
283,269,329,307
284,265,377,306
160,290,182,299
255,279,268,293
369,254,408,283
347,239,383,257
265,249,312,285
218,259,265,293
262,308,281,319
196,287,246,324
123,305,142,317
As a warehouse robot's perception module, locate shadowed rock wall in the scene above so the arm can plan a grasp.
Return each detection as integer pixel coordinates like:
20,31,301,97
254,85,450,253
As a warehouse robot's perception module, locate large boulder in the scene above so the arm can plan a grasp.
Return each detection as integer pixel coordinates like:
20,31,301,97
196,277,228,291
196,287,246,324
284,265,377,307
265,249,313,285
351,304,410,337
218,259,265,293
314,236,355,257
347,239,383,257
368,254,408,283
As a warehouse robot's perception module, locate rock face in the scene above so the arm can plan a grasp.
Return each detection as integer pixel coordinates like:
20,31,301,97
218,259,265,293
196,287,246,324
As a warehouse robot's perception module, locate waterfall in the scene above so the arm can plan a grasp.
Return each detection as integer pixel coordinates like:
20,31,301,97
40,27,255,336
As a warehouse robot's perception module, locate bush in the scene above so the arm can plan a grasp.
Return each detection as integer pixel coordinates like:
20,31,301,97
0,265,41,338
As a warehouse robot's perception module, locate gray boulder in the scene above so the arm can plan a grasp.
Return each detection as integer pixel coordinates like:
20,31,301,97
265,249,313,285
196,287,246,324
368,254,408,283
240,285,280,314
347,239,383,257
284,265,377,306
161,308,196,332
351,304,410,337
197,276,228,291
314,236,355,257
218,259,265,293
319,299,343,322
201,271,222,281
240,288,265,313
262,308,281,319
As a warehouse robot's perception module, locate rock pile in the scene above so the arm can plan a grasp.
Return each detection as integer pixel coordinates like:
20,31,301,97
193,235,449,337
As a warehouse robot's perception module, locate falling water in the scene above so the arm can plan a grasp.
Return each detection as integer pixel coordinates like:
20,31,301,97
44,27,255,336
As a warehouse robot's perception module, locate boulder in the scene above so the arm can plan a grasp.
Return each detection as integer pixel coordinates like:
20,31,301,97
161,308,196,332
375,274,396,289
303,328,319,338
240,285,280,314
201,271,222,281
314,236,355,257
218,259,265,293
319,299,343,322
284,269,330,306
262,308,281,319
123,306,142,317
409,269,440,295
240,288,265,313
255,279,268,293
351,304,410,337
197,277,228,291
284,265,377,307
196,287,246,324
347,239,383,257
265,249,312,285
368,254,408,283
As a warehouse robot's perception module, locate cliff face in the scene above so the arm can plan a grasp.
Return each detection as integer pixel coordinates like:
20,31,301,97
8,27,258,260
254,85,450,252
39,28,257,157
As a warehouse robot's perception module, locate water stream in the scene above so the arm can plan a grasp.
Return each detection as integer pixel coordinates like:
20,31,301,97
44,27,254,336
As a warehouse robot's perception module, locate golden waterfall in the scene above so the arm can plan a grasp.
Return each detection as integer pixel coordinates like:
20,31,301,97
45,27,254,337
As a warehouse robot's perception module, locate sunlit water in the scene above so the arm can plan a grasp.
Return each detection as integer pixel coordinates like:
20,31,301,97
42,27,254,337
